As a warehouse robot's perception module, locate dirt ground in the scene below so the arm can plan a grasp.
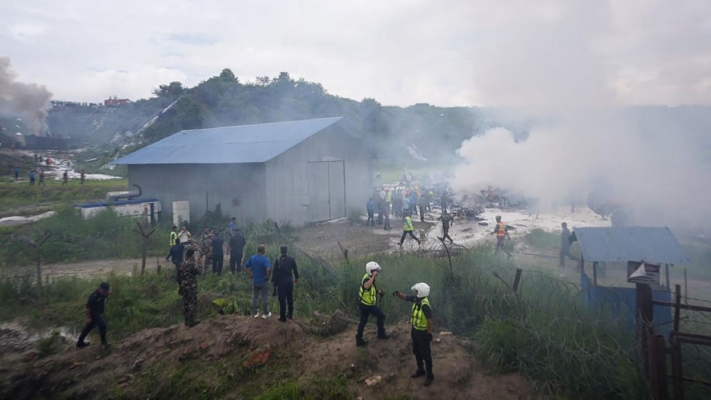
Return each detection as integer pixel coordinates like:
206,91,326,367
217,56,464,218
0,315,536,400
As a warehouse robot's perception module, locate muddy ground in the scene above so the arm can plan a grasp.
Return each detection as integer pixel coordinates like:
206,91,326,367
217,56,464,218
0,315,535,400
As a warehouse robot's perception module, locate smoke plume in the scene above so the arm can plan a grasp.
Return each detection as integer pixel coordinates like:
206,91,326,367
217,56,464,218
0,56,53,133
450,1,711,233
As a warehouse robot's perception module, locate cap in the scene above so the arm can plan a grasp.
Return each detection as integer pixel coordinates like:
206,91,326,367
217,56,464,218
100,282,110,290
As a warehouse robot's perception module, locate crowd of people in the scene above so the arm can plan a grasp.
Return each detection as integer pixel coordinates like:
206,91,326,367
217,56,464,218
11,153,85,185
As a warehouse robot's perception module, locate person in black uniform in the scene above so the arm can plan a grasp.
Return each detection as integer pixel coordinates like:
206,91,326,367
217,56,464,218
228,228,246,274
76,282,111,348
211,233,225,275
393,282,435,386
166,240,186,281
271,245,300,322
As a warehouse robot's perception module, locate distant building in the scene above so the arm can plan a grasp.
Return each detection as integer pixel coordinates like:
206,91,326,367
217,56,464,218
104,97,131,107
113,117,373,226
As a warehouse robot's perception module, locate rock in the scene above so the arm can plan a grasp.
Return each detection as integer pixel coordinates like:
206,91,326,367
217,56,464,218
24,351,37,361
311,310,350,336
439,331,453,336
242,346,271,369
365,375,382,387
199,342,208,350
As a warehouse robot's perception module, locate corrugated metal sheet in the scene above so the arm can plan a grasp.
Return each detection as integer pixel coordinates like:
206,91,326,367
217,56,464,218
574,226,690,265
113,117,342,165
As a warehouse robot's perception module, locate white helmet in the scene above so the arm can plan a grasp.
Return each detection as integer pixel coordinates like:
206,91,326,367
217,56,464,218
411,282,430,298
366,261,382,276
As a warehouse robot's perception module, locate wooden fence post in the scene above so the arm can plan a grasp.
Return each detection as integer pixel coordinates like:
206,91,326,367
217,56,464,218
13,231,52,287
670,334,684,400
135,222,156,275
512,268,522,293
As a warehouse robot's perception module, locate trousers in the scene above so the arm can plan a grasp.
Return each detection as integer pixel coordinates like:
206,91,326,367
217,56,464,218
277,279,294,319
400,230,420,245
229,252,243,273
182,289,198,325
78,314,107,345
212,254,224,274
252,282,270,314
356,303,386,339
412,329,433,375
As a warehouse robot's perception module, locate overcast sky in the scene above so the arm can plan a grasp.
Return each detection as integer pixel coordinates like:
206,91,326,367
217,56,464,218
1,0,709,107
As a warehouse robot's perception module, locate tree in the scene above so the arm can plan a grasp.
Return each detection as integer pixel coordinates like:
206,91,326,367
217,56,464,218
153,82,185,98
219,68,237,82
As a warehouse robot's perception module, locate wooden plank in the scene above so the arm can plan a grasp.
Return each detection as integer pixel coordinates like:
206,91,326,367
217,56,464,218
655,335,669,400
674,284,681,333
670,335,684,400
652,301,711,313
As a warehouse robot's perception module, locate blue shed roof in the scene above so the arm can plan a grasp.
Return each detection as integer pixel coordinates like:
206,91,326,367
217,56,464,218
573,226,690,265
113,117,342,165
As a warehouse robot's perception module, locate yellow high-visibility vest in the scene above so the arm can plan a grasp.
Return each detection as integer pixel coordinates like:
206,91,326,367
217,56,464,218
359,273,377,306
411,297,431,331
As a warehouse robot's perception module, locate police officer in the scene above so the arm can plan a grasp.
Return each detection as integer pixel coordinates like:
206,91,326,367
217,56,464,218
393,282,435,386
170,225,178,246
271,245,300,322
179,249,201,327
166,239,186,281
356,262,390,346
76,282,111,348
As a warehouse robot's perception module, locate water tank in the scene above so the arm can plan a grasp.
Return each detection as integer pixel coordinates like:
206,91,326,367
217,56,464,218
107,184,142,201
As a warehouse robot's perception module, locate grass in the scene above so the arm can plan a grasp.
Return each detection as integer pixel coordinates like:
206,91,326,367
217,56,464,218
0,178,127,214
523,228,560,250
0,242,659,399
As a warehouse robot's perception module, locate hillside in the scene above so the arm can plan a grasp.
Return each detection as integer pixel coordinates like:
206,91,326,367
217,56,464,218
0,315,534,400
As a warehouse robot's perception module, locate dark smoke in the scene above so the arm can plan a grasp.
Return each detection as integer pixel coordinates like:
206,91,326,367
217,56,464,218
0,56,53,133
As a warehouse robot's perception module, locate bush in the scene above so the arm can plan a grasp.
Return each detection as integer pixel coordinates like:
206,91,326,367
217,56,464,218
347,208,362,225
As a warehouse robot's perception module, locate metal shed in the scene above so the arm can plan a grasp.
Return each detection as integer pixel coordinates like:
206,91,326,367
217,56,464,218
113,117,373,226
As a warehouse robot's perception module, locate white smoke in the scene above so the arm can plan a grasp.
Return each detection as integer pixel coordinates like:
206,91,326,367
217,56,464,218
0,56,53,133
451,1,711,232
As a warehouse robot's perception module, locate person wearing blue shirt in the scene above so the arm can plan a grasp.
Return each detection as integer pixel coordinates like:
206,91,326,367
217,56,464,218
228,217,237,236
245,244,273,319
366,198,375,226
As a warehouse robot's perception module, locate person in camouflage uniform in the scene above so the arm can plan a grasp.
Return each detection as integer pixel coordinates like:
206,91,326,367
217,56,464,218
199,228,213,274
179,248,201,327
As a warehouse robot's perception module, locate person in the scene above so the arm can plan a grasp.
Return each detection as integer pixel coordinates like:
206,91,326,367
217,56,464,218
245,244,272,319
383,205,392,231
228,228,246,274
409,191,418,217
356,261,390,346
199,228,213,273
559,222,579,268
377,196,386,225
366,198,375,226
393,282,435,386
170,225,179,246
437,211,454,244
440,190,448,211
271,245,299,322
38,169,45,186
427,190,434,212
491,216,512,257
178,225,192,243
228,217,237,236
418,194,427,222
62,170,68,185
13,167,19,181
179,249,201,327
392,190,402,218
28,170,35,186
399,213,421,247
402,194,410,221
385,189,392,216
165,239,186,281
39,155,43,164
76,282,111,348
211,233,225,274
80,169,86,184
34,154,38,163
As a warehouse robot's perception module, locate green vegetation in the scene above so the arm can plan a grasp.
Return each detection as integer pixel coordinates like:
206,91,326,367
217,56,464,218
0,179,127,214
1,242,647,399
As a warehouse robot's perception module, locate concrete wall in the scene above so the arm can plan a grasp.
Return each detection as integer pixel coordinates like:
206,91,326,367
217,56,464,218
128,163,267,226
266,125,373,226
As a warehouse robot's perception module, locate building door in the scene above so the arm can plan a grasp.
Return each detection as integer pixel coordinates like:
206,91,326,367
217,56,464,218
307,161,346,222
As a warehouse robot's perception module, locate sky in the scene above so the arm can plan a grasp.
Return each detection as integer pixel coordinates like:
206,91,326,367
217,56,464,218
1,0,710,107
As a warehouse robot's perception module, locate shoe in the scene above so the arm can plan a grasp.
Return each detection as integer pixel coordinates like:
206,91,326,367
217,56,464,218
287,314,293,320
262,312,272,319
377,333,391,340
278,317,287,322
101,342,111,348
424,374,435,386
188,319,201,327
411,369,426,378
356,338,368,347
76,341,89,348
253,313,260,319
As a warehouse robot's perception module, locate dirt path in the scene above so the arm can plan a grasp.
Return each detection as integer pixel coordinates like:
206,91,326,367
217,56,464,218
0,315,536,400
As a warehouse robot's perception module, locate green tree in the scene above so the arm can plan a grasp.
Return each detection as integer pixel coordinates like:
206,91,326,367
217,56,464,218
153,82,185,98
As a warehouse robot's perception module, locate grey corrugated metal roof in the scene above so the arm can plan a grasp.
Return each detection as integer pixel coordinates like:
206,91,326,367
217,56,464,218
113,117,342,165
574,226,690,265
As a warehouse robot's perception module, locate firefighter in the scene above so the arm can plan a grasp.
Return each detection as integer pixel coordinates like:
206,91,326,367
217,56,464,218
491,215,512,257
